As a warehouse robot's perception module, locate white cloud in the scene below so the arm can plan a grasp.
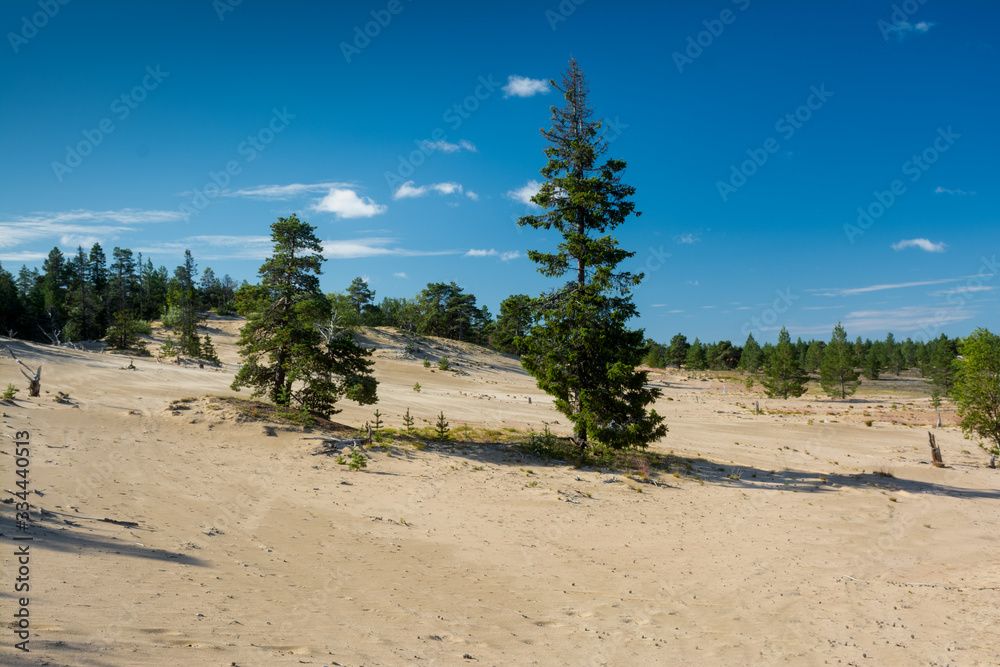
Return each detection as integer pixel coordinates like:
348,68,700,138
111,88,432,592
311,188,387,219
322,238,457,259
465,191,479,201
930,285,996,297
419,139,477,153
934,186,974,195
891,238,947,253
669,309,684,314
674,233,700,244
393,181,466,200
811,275,979,297
221,182,349,200
506,180,541,207
464,249,520,261
843,303,973,333
0,208,185,250
885,20,937,41
393,272,408,279
0,250,48,262
503,75,550,98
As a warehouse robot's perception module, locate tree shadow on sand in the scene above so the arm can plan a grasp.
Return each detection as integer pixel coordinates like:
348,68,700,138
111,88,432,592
0,501,207,567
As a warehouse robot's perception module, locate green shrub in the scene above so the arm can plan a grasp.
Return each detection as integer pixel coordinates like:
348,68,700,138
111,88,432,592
438,356,451,371
2,384,17,401
348,449,367,471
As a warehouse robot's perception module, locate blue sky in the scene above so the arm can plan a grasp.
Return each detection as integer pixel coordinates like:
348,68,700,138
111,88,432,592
1,0,997,344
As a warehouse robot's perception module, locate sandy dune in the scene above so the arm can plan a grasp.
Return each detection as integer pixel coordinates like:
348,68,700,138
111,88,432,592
2,316,998,666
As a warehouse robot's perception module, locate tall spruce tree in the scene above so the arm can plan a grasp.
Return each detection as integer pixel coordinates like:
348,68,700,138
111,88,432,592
517,58,666,453
172,250,202,356
761,327,810,399
231,214,377,416
820,322,860,399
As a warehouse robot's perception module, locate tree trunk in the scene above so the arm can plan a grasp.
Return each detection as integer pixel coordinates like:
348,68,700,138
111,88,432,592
928,431,944,468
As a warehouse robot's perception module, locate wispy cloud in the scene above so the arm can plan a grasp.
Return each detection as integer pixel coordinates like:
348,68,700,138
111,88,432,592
465,248,520,262
0,209,186,250
502,75,549,98
674,233,700,244
930,285,996,297
844,303,973,333
891,238,947,253
419,139,477,153
934,186,974,195
885,20,936,41
811,276,970,297
393,272,408,279
221,182,349,200
506,180,541,207
323,238,457,259
393,181,466,200
311,188,387,219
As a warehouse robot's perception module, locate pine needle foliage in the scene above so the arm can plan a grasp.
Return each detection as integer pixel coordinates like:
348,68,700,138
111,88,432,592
231,214,377,417
517,58,666,454
761,327,810,399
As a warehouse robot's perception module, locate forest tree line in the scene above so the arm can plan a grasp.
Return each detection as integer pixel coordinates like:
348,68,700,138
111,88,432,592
0,243,535,357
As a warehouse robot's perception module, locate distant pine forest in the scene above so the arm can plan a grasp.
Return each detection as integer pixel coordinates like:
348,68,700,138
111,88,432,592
0,243,963,392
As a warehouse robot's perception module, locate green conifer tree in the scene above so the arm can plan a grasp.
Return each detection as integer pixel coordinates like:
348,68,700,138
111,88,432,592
517,58,666,453
761,327,809,399
820,322,860,399
231,215,378,416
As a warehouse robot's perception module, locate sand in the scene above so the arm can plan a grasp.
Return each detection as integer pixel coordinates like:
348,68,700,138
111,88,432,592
1,315,998,666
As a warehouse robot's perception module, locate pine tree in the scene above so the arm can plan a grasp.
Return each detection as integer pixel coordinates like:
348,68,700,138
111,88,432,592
517,58,666,453
685,338,707,370
952,328,1000,464
231,214,378,416
168,250,203,356
761,327,809,399
667,333,690,367
200,334,221,366
737,333,763,374
347,277,375,315
490,294,533,355
65,246,99,341
820,322,860,399
863,344,883,381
